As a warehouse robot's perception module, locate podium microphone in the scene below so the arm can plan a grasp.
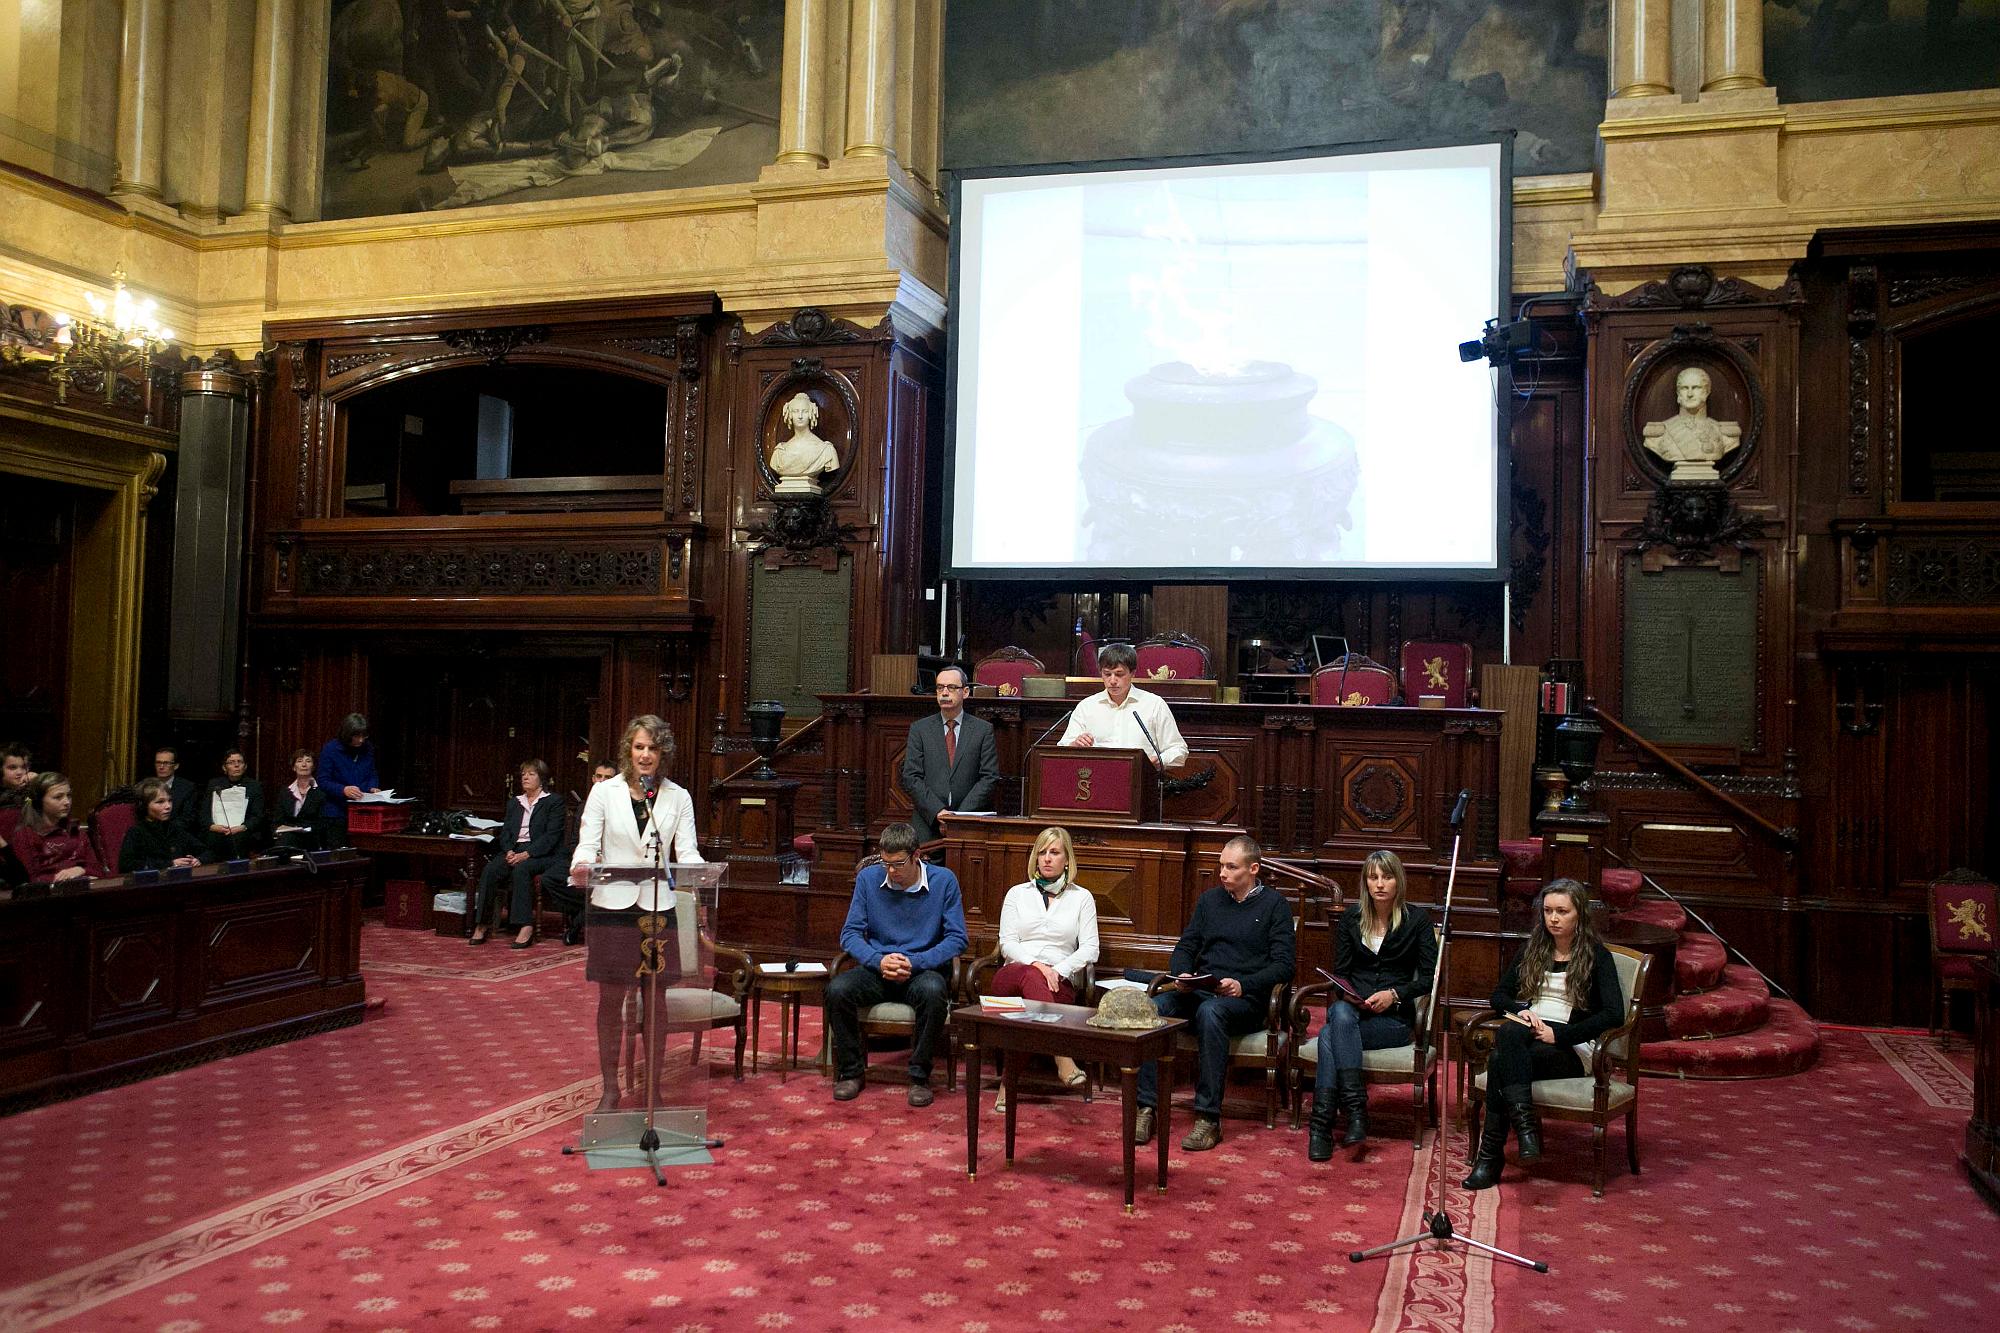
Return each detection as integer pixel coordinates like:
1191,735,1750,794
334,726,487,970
1449,788,1470,830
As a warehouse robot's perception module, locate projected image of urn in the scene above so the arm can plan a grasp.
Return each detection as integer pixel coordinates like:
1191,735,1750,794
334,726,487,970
1081,361,1358,565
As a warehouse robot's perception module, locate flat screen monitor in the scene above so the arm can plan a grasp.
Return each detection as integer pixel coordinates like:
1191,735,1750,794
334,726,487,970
946,136,1511,581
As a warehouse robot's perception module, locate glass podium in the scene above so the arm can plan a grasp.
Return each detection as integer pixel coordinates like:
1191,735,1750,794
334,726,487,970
565,861,725,1181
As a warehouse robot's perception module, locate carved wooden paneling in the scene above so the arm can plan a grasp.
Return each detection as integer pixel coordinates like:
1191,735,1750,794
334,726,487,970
90,918,175,1029
203,901,319,998
296,543,661,597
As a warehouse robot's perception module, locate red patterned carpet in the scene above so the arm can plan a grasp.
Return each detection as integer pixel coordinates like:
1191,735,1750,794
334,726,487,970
2,923,1995,1332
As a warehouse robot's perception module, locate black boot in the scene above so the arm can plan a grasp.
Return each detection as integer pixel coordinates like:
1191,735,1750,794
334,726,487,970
1307,1093,1336,1162
1460,1091,1511,1190
1502,1084,1541,1163
1337,1068,1369,1148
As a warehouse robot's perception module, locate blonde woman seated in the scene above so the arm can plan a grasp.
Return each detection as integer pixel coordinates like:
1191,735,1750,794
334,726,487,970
989,826,1100,1105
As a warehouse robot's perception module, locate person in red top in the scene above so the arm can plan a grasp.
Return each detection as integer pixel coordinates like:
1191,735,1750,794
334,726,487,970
11,772,109,884
0,741,34,844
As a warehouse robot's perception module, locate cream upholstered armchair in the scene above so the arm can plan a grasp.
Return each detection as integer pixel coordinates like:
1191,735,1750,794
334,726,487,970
1461,944,1652,1197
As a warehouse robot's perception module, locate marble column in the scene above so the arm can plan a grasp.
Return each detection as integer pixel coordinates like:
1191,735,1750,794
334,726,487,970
1700,0,1766,92
112,0,168,201
844,0,897,160
1611,0,1674,98
242,0,296,219
777,0,833,166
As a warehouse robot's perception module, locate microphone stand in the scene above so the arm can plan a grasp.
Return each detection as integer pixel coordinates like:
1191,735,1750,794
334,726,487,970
1348,789,1548,1274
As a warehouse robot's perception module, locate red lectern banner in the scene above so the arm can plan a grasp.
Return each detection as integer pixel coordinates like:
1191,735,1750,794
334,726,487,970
1024,746,1159,824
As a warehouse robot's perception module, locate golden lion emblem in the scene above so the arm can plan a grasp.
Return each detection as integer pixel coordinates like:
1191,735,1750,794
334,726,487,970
1947,897,1992,943
1424,655,1449,690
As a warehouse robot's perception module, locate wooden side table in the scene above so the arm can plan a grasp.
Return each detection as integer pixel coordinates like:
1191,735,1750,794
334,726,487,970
749,969,828,1082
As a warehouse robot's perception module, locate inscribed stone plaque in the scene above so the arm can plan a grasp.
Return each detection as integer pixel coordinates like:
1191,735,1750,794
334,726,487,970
1621,557,1759,750
748,559,852,719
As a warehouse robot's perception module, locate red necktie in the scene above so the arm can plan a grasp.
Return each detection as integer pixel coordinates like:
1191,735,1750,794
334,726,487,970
945,719,957,766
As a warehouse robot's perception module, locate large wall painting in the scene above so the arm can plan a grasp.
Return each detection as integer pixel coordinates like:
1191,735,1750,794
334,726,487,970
323,0,783,219
942,1,1608,178
1764,1,2000,104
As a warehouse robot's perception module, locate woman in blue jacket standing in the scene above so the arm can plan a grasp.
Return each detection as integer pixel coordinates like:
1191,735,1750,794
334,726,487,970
316,712,381,843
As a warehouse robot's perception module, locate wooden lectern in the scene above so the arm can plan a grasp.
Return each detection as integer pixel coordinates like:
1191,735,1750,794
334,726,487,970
1022,745,1160,824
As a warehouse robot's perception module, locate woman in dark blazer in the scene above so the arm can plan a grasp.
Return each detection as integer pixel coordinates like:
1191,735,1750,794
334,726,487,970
471,759,567,948
202,749,266,860
1308,849,1437,1160
1462,878,1624,1190
270,749,331,851
120,778,211,872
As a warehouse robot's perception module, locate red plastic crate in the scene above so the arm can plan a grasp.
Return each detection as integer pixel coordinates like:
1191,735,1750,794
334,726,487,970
349,804,411,834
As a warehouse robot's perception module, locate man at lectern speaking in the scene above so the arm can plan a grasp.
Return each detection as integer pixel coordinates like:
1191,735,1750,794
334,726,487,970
1058,642,1188,769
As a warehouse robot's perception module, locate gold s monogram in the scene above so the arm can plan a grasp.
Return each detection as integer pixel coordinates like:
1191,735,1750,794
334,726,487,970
1075,767,1092,802
1424,655,1448,689
1948,897,1992,942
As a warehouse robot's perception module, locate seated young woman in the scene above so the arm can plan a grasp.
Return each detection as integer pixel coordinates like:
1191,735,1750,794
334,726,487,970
203,749,265,860
989,825,1100,1104
120,778,212,872
11,772,109,884
1308,849,1437,1161
1462,877,1624,1190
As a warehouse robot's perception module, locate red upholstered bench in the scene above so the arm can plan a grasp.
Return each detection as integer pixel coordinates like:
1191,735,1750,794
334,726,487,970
1598,868,1643,912
1499,838,1545,902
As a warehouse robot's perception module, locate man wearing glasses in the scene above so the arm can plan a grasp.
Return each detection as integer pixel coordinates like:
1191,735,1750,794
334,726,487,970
828,821,968,1106
899,664,999,845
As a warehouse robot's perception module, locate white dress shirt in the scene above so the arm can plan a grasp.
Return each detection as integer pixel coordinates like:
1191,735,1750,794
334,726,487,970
1057,685,1189,767
998,878,1100,983
570,776,703,908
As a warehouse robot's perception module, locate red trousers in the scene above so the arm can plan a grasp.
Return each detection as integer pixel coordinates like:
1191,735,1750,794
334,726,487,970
991,961,1076,1003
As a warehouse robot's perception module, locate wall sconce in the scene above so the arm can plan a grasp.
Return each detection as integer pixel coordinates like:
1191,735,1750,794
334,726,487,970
48,267,173,413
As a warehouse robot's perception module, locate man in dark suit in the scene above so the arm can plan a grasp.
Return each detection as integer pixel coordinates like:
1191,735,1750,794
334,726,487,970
151,748,202,833
899,664,999,845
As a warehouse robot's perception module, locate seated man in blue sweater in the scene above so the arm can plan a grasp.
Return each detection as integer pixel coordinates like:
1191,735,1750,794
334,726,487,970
1135,834,1296,1152
828,822,968,1107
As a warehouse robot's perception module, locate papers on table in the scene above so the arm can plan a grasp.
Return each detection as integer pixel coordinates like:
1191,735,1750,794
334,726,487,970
1096,977,1148,992
271,825,309,835
978,994,1027,1014
461,816,502,830
349,790,416,805
758,962,829,974
447,833,494,843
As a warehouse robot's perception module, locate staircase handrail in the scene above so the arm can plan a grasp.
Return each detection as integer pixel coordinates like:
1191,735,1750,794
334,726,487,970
1588,704,1796,849
1600,843,1794,1003
710,713,827,792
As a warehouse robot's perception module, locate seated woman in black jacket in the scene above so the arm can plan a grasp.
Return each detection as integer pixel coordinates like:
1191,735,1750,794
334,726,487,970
120,778,212,872
1308,849,1437,1160
270,749,330,851
471,759,567,948
1463,878,1624,1190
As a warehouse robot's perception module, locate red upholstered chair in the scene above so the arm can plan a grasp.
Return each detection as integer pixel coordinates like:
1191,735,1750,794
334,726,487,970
88,791,141,874
972,646,1043,697
1074,632,1099,675
1399,640,1473,708
1930,869,1998,1046
1135,631,1210,682
1310,655,1398,706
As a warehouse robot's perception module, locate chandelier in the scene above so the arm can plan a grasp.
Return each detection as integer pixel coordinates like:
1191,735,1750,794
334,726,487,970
49,267,174,409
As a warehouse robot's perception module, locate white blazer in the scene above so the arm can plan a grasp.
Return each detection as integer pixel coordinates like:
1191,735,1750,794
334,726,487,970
570,776,703,909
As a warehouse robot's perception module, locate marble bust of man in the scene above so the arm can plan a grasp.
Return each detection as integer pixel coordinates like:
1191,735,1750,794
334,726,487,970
769,392,840,495
1642,366,1742,481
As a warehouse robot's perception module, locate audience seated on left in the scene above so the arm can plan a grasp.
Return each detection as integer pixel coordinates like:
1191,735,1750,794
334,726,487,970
202,748,265,860
10,771,110,884
120,778,213,873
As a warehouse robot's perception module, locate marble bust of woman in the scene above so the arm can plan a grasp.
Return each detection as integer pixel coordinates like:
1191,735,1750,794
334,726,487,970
769,392,840,495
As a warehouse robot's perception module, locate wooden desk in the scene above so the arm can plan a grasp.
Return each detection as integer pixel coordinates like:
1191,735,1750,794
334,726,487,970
749,968,828,1082
953,1000,1185,1213
0,853,368,1111
351,832,489,936
1968,957,2000,1212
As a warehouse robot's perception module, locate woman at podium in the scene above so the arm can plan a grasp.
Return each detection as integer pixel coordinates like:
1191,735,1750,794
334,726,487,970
991,826,1101,1105
567,714,703,1114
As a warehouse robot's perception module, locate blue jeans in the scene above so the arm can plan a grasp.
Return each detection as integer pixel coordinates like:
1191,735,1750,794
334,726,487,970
1314,1003,1411,1099
1137,988,1265,1119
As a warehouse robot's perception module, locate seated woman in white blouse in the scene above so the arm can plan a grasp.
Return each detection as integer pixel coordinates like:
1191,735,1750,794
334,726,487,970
990,825,1100,1099
567,713,703,1114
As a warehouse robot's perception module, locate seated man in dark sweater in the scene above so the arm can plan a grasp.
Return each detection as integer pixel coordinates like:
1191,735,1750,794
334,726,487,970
1135,834,1295,1152
827,821,968,1108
